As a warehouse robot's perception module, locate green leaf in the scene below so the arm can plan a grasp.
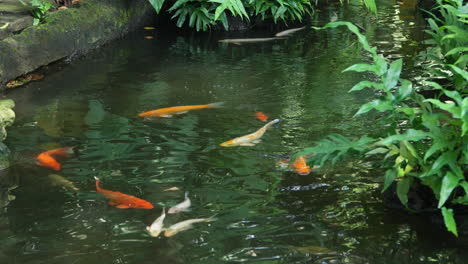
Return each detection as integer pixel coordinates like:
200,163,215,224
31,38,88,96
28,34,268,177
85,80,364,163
441,207,458,236
384,59,403,90
349,81,385,92
382,169,397,192
445,47,468,56
397,79,413,100
381,129,430,145
397,177,412,207
148,0,167,13
354,99,393,116
438,171,461,208
424,99,461,118
448,65,468,82
343,63,379,75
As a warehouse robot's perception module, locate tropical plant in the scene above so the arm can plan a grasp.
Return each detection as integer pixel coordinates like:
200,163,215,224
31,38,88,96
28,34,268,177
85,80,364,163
19,0,54,25
146,0,377,31
295,0,467,237
421,0,467,91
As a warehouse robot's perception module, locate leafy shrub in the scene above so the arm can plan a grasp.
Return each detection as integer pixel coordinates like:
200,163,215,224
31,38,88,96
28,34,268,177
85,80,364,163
296,0,467,237
146,0,376,31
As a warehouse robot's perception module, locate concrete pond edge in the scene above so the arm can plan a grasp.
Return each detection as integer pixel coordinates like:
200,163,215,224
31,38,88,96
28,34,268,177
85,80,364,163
0,0,154,89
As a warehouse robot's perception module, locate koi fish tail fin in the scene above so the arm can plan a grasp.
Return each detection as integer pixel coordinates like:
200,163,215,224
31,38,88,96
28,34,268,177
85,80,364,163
49,147,74,157
207,102,224,108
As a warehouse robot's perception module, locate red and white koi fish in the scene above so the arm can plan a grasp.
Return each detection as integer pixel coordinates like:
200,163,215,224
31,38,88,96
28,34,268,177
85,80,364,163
36,147,74,171
138,102,224,118
220,119,280,147
94,177,154,209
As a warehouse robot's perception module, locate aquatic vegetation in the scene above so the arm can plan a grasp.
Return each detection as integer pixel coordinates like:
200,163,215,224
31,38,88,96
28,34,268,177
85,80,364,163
146,0,376,31
297,0,467,236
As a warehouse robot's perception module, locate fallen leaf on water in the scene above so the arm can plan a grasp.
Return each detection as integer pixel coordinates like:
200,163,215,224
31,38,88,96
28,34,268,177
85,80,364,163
164,187,180,191
144,36,154,40
6,73,44,88
6,80,26,89
58,6,68,10
144,27,156,30
26,74,44,81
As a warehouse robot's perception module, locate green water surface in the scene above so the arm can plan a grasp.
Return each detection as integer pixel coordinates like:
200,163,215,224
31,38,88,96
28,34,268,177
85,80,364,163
1,1,466,263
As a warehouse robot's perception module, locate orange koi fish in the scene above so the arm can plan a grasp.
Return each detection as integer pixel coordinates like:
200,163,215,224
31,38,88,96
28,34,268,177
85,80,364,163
36,147,74,171
220,119,280,147
290,155,312,175
138,102,224,118
255,111,268,122
94,177,154,209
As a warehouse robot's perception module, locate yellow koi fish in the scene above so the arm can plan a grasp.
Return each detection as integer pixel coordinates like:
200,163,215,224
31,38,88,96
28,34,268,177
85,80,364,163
220,119,280,147
138,102,224,118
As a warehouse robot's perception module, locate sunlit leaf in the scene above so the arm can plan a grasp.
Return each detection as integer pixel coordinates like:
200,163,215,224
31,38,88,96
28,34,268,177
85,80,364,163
384,59,402,90
441,207,458,236
438,171,461,208
349,81,384,92
354,99,393,116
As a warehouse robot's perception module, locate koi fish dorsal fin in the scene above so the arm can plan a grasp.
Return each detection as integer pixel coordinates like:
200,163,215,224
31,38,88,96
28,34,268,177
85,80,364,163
94,177,102,191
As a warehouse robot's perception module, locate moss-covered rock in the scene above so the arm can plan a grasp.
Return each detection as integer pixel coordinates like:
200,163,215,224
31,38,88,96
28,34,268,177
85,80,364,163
0,0,154,88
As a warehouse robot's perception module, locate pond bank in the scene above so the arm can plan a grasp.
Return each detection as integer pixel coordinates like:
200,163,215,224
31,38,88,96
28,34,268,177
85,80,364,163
0,0,154,89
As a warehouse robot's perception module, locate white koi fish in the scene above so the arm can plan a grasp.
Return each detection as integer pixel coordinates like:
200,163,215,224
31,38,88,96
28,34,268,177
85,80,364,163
168,192,191,214
220,119,280,147
146,208,166,237
164,215,217,237
275,26,306,37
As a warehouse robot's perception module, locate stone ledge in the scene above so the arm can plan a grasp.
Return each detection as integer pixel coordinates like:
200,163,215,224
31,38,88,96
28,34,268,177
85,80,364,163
0,0,154,89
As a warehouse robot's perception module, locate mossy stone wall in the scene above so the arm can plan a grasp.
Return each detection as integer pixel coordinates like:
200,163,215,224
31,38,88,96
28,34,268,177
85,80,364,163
0,0,154,88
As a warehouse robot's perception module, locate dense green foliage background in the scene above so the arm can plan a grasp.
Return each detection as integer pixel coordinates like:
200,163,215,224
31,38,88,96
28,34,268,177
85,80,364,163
298,0,467,236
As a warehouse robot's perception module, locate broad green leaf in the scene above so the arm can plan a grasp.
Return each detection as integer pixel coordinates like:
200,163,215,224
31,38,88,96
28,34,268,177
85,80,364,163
424,99,461,118
365,147,389,155
343,63,379,74
354,99,393,116
438,171,461,208
349,81,384,92
445,47,468,56
430,151,459,175
382,169,397,192
381,129,430,145
462,98,468,136
397,79,413,100
384,59,403,90
454,54,468,66
397,177,412,206
168,0,190,12
214,3,227,21
373,55,388,75
448,65,468,81
441,207,458,236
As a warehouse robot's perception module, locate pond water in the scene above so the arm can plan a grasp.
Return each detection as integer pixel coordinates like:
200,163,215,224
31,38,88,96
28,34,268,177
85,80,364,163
2,0,466,263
